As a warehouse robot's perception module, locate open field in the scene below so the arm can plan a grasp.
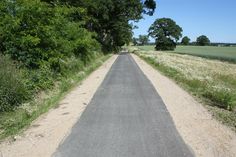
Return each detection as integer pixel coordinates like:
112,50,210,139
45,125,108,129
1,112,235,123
128,46,236,130
135,45,236,62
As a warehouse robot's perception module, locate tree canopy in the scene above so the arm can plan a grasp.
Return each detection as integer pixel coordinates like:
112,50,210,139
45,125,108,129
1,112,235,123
0,0,157,70
181,36,191,45
148,18,182,51
47,0,157,52
196,35,210,46
138,35,150,45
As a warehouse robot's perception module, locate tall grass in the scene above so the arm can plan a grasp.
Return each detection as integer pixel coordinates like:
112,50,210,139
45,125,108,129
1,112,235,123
130,49,236,130
0,55,30,112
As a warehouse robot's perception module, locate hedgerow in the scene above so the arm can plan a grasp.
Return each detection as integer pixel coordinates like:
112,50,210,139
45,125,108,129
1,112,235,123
0,0,100,111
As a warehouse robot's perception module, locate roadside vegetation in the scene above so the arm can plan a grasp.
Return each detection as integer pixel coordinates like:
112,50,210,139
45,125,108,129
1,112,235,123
0,54,111,140
128,46,236,130
0,0,157,140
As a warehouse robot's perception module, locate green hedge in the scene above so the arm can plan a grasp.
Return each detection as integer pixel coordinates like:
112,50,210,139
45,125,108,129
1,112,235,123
0,0,101,112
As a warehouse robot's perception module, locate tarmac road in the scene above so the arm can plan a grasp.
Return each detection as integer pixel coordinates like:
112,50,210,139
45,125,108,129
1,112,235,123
53,52,194,157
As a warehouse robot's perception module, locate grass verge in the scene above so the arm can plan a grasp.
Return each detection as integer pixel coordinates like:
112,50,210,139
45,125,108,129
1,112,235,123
0,54,112,140
130,50,236,132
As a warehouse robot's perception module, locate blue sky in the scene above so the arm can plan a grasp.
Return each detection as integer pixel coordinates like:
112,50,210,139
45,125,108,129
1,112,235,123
133,0,236,43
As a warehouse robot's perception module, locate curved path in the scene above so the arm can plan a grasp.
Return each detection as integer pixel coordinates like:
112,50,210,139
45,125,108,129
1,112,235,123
53,53,194,157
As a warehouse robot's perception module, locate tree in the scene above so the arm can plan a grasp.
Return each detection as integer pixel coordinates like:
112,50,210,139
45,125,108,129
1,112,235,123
181,36,190,45
196,35,210,46
0,0,99,69
132,38,138,46
50,0,157,52
148,18,182,51
138,35,149,45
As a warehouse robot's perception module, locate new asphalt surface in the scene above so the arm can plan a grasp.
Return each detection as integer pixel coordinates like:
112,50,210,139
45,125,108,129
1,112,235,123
53,53,194,157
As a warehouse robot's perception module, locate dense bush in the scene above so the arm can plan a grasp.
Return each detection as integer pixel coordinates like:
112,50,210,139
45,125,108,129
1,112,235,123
0,0,99,70
0,0,100,111
0,55,29,112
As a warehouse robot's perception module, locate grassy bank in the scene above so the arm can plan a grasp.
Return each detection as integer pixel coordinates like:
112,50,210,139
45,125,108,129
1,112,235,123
129,47,236,131
0,54,112,140
135,45,236,62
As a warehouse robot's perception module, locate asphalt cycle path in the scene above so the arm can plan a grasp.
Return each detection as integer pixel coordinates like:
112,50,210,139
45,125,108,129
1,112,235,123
53,52,194,157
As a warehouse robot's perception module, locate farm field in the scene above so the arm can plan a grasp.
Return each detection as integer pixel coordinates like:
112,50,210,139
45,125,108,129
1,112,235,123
135,45,236,62
129,46,236,130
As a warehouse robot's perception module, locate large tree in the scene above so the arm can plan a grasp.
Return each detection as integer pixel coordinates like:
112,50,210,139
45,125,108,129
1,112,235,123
138,35,150,45
181,36,190,45
46,0,156,52
148,18,182,51
196,35,210,46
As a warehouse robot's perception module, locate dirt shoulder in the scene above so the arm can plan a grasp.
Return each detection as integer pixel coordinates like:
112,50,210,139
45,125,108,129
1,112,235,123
0,55,118,157
132,54,236,157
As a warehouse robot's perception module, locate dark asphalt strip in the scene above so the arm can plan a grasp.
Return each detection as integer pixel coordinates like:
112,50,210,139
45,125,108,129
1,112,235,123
53,53,194,157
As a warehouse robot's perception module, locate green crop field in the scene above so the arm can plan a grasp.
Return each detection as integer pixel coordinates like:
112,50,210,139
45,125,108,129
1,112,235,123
135,45,236,62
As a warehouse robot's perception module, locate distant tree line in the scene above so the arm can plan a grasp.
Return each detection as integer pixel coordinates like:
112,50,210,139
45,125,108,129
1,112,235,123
133,17,229,50
180,35,210,46
132,35,150,46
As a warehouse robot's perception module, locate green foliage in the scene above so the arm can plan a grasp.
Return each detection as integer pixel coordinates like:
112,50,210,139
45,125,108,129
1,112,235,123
148,18,183,51
0,55,29,112
196,35,210,46
57,0,156,52
0,0,99,70
25,64,54,91
181,36,190,45
155,36,176,51
138,35,150,45
203,89,235,111
144,0,156,15
0,0,101,113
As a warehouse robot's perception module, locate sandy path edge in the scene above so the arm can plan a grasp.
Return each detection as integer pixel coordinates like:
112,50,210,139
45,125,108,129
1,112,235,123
131,54,236,157
0,55,118,157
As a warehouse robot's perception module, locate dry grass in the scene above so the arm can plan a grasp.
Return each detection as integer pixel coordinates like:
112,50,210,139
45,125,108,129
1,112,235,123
129,47,236,130
142,51,236,92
